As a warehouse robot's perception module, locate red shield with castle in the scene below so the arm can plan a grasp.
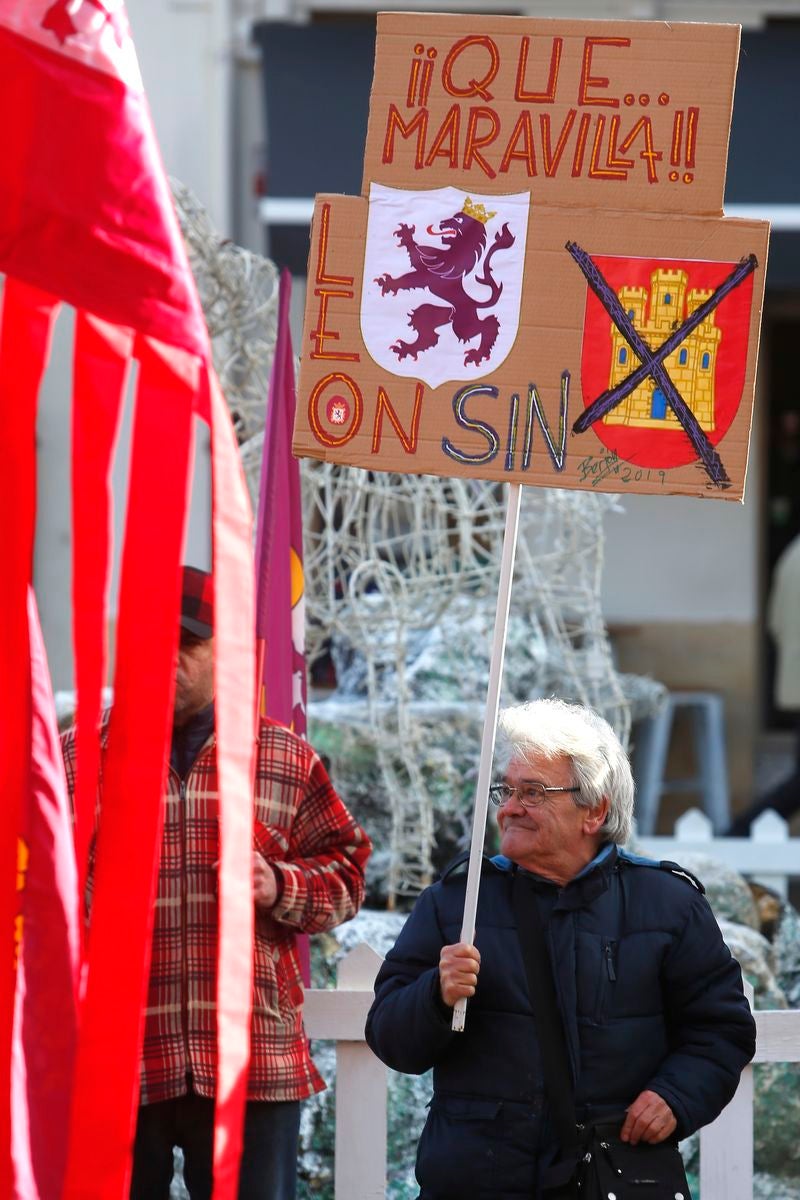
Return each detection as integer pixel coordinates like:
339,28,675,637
580,254,755,469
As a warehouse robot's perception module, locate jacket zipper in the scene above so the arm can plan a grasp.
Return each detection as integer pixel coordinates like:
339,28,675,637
595,939,617,1023
605,941,617,982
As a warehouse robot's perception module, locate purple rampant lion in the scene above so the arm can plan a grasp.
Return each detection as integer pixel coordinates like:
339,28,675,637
374,207,515,366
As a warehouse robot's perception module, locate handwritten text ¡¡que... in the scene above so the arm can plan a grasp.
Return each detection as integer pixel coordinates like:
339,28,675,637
382,35,699,186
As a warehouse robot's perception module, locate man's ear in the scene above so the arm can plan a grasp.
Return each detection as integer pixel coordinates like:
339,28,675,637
583,796,610,835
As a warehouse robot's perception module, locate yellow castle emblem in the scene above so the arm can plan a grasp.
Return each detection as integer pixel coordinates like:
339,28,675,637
605,268,722,430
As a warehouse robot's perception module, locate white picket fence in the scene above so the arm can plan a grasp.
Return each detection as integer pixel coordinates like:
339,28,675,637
305,950,798,1200
637,806,800,899
304,810,800,1199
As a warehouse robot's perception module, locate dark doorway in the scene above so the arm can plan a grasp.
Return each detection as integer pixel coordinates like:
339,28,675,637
762,307,800,730
253,16,377,275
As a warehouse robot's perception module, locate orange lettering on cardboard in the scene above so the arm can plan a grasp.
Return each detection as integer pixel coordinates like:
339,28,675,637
308,372,363,447
499,110,537,176
310,203,360,361
425,105,461,169
372,383,425,454
464,107,501,178
315,201,353,286
619,115,662,183
514,35,562,103
442,35,500,101
383,104,429,168
578,37,630,106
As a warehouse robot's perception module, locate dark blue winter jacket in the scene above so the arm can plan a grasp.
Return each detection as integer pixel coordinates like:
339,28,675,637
365,845,756,1200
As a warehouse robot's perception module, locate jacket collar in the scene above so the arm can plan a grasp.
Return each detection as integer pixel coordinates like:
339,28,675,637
491,843,619,910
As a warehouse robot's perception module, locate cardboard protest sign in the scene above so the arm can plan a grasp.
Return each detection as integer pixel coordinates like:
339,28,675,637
294,14,770,500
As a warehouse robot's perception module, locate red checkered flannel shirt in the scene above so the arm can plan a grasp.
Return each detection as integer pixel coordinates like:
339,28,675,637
61,716,371,1104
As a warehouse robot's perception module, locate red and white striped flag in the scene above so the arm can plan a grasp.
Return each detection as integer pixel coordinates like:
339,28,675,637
0,4,255,1198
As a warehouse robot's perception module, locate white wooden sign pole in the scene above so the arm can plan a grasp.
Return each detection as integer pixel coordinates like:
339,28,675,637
452,482,523,1033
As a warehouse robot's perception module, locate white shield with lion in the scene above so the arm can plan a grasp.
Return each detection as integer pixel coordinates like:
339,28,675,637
361,184,530,389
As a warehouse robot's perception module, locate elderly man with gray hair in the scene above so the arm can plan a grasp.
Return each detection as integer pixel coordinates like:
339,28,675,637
366,698,755,1200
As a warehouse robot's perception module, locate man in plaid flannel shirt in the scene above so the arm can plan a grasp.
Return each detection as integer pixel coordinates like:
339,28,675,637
61,566,371,1200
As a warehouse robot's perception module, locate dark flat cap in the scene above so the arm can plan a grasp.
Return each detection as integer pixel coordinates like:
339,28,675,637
180,566,213,639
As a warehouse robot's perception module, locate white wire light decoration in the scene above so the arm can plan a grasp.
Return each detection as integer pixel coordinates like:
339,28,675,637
300,468,650,902
171,182,663,905
170,178,279,446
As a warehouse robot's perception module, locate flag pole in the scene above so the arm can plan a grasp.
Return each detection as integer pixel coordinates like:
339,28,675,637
452,482,522,1033
255,637,266,732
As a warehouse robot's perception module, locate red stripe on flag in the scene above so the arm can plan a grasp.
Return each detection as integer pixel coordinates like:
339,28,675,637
0,278,59,1199
13,587,80,1200
71,313,132,930
0,24,207,360
209,368,256,1200
63,336,195,1200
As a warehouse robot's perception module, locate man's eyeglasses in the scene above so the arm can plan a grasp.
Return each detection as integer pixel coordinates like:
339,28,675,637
489,781,581,809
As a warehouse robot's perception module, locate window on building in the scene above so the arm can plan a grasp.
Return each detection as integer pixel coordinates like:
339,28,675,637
679,349,688,365
651,388,668,420
628,309,635,320
664,293,672,304
702,352,710,369
619,348,628,364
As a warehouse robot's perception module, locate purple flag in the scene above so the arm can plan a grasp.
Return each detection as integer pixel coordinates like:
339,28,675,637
254,270,310,983
255,270,307,735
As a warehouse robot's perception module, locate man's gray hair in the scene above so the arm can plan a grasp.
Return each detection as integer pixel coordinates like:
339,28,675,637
495,698,634,845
